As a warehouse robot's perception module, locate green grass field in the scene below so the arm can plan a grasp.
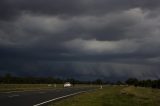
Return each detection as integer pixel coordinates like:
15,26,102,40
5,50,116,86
49,86,160,106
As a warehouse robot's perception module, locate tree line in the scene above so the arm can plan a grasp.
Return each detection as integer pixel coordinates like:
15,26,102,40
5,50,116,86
126,78,160,89
0,74,159,89
0,73,104,85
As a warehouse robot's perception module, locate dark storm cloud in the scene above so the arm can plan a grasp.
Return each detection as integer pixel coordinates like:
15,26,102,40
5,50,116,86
0,0,160,80
0,0,15,20
1,0,160,20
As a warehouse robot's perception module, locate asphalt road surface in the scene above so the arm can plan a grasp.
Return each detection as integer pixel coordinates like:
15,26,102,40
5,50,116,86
0,87,96,106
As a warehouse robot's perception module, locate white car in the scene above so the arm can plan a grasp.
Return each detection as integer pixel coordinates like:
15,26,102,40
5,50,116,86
64,82,72,88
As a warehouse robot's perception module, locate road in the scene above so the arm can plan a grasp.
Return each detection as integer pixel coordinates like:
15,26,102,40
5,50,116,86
0,87,95,106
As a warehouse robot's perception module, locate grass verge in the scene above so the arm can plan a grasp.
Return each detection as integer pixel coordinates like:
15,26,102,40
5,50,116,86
49,86,160,106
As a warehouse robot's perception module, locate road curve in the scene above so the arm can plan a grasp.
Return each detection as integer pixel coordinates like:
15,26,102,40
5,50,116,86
0,87,95,106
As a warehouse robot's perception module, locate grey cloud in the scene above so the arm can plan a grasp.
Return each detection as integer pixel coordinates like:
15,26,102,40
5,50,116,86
0,60,159,81
0,8,148,45
1,0,160,81
1,0,160,21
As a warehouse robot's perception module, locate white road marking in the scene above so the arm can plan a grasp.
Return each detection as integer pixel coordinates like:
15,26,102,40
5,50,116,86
2,88,63,94
8,94,20,98
33,91,87,106
4,91,28,94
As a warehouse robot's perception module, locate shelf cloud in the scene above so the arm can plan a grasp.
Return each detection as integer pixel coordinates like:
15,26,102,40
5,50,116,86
0,0,160,81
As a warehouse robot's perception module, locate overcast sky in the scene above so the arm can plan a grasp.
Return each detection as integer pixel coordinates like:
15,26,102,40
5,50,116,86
0,0,160,81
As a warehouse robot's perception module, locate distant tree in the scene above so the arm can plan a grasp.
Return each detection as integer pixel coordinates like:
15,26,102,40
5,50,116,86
104,81,111,85
125,78,160,89
94,79,103,85
116,81,123,85
126,78,138,87
66,78,76,86
4,73,12,84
